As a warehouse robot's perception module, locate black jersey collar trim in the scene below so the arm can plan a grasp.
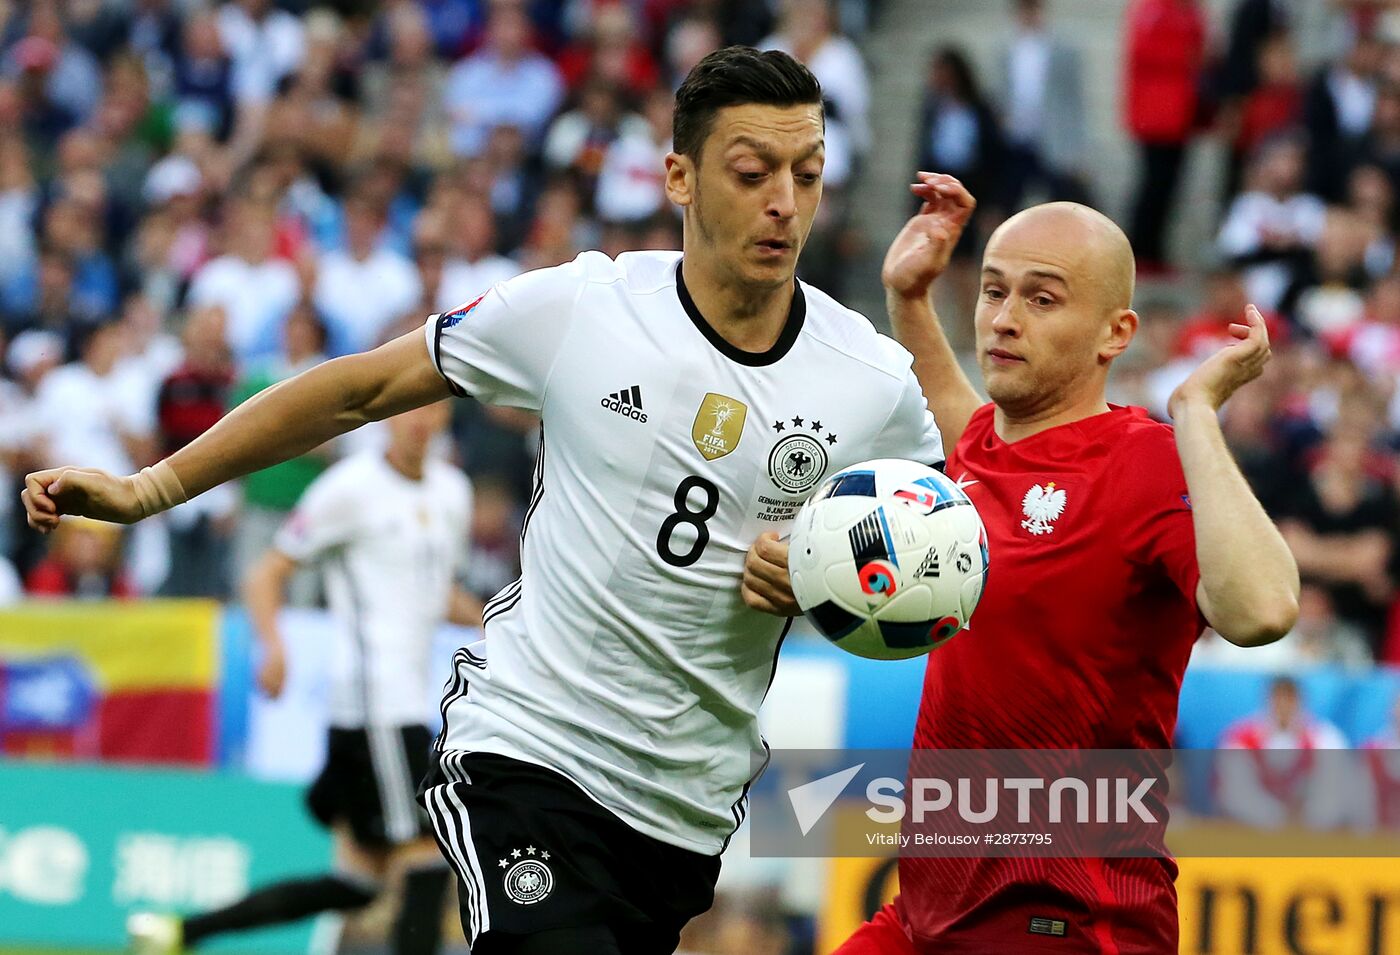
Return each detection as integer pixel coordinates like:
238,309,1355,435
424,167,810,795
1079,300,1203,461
675,260,805,367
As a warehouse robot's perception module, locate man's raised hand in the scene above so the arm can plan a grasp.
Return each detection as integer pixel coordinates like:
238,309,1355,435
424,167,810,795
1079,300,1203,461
882,172,977,299
1169,304,1272,416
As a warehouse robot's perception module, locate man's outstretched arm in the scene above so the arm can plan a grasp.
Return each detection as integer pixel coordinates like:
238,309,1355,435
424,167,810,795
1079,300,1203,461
883,172,984,455
1170,305,1300,646
24,330,452,531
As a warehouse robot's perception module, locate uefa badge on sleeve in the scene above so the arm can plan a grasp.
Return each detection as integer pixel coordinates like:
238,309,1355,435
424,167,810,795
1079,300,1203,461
440,292,487,329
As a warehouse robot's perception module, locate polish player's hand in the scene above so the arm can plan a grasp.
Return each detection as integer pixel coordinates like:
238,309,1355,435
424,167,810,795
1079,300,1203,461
882,172,977,299
742,532,802,617
1168,304,1272,416
22,467,144,533
257,641,288,699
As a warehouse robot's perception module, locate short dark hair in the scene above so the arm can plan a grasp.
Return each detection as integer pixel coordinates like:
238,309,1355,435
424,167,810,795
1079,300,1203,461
672,46,823,159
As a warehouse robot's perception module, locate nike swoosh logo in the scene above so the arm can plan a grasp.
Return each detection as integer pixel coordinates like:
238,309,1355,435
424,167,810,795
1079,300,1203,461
956,474,980,489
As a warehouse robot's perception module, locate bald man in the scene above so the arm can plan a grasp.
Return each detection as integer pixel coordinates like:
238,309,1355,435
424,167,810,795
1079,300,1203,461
826,179,1299,952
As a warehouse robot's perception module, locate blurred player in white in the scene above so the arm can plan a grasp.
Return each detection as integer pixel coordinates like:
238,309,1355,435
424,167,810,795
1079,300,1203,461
128,401,482,955
27,48,944,954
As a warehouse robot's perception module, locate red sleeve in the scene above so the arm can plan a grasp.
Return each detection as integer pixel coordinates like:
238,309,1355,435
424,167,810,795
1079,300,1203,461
1117,426,1200,605
1380,597,1400,666
557,47,589,88
24,561,71,596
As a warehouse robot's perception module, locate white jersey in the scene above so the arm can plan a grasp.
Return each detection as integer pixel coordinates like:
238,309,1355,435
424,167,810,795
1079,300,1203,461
275,451,473,728
427,250,942,854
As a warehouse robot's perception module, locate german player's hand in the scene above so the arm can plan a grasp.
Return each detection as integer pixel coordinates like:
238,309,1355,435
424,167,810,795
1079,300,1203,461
22,466,144,533
742,532,801,617
1168,304,1272,416
257,642,288,699
882,173,977,299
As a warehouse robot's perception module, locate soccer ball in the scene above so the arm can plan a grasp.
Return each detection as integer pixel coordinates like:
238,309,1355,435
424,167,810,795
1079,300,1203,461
789,459,989,660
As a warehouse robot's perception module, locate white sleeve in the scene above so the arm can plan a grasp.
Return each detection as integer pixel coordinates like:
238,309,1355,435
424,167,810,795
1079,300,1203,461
392,258,424,319
1217,196,1262,257
868,343,946,468
31,374,67,441
424,254,589,412
115,370,157,437
0,556,20,605
186,262,225,307
1216,744,1288,828
1296,196,1328,246
272,467,361,563
1302,745,1359,829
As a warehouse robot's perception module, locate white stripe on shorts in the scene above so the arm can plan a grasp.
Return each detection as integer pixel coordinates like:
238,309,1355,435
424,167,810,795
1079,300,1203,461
423,783,491,943
368,725,418,843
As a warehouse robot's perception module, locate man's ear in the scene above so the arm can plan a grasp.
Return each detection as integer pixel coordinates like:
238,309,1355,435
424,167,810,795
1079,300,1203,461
1101,308,1138,362
664,151,694,208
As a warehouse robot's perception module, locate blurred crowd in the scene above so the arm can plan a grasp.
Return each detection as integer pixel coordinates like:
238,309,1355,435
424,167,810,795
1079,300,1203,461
4,3,1400,950
10,0,1400,681
0,0,877,611
1127,0,1400,673
912,0,1400,672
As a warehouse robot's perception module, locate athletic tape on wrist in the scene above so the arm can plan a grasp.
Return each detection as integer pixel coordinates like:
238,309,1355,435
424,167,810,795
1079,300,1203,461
132,460,188,518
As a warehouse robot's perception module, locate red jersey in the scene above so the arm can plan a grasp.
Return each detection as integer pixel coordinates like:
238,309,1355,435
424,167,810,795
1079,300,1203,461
1123,0,1206,144
898,404,1203,954
1363,735,1400,829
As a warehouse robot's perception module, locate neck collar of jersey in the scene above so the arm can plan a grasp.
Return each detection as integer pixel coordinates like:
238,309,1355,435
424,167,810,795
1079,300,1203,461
675,260,806,367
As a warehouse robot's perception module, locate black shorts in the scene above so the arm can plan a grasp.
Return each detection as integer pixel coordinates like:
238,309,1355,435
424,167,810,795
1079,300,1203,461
306,724,435,849
418,752,721,954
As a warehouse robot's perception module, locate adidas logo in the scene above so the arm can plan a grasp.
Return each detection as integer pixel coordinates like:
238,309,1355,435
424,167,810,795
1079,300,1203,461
915,546,940,579
600,385,648,423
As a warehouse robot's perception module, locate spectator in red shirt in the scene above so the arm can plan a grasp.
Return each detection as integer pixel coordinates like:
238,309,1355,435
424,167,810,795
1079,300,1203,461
156,305,235,597
25,516,134,599
1228,30,1302,198
1123,0,1206,273
157,307,232,454
1174,268,1288,360
556,5,660,98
